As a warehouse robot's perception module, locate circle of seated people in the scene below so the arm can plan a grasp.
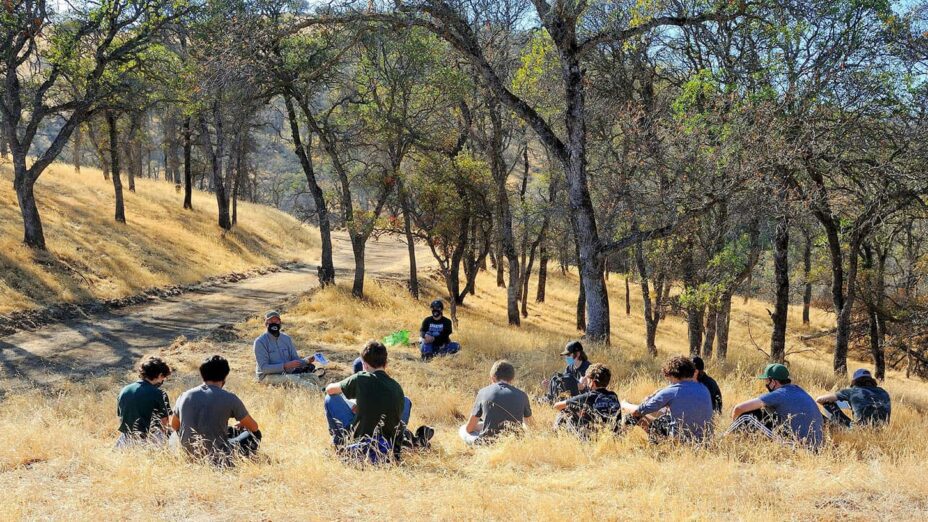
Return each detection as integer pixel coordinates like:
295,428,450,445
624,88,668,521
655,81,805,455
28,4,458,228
115,312,892,466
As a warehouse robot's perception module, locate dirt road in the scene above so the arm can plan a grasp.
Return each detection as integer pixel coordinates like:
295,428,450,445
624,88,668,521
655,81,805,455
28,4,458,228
0,232,432,387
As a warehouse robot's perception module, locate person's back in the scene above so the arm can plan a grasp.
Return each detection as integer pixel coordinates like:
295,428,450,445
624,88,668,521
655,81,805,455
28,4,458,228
569,388,622,432
341,370,406,442
837,385,891,426
473,381,531,438
640,380,714,441
760,383,824,448
176,383,249,460
117,380,170,437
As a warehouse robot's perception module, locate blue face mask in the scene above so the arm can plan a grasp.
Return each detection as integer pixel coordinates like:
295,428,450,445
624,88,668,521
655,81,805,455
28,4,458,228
565,356,575,366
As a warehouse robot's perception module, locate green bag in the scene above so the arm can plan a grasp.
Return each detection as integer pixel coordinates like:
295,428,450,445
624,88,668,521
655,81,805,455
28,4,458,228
383,330,410,347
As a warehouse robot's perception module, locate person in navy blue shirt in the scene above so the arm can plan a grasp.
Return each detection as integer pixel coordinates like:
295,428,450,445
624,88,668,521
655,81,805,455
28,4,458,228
543,341,591,402
816,368,891,428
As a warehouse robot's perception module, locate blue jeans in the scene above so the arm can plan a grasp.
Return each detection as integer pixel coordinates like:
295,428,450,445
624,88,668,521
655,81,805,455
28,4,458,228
421,341,460,359
324,394,412,446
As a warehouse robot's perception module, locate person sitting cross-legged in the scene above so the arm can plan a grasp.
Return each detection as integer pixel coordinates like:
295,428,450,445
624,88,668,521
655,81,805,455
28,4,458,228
419,300,460,360
324,341,413,460
171,355,262,466
116,356,173,448
816,368,891,428
621,356,714,444
460,360,533,445
254,310,321,389
727,363,824,450
553,363,622,439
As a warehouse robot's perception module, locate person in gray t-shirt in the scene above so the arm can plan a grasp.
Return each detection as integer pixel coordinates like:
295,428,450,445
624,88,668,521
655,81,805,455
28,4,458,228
460,360,532,444
171,355,261,465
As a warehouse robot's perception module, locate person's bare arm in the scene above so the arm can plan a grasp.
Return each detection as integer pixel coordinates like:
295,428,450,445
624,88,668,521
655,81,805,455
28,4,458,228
236,415,259,433
731,398,765,420
554,400,569,411
465,415,480,433
523,414,533,428
169,414,180,432
326,382,343,396
816,393,839,404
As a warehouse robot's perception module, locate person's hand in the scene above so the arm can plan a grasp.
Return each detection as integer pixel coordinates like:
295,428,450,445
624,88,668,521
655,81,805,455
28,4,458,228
424,334,435,343
579,375,590,390
541,378,549,388
284,360,303,370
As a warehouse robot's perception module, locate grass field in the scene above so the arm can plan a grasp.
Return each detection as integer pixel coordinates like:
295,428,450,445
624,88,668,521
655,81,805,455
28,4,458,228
1,265,926,521
0,162,317,313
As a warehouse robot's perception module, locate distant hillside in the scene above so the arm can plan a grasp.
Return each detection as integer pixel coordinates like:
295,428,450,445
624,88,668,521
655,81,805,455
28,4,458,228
0,162,318,314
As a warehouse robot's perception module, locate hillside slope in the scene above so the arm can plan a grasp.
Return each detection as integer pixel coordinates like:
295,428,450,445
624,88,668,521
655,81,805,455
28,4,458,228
0,163,318,314
1,269,925,520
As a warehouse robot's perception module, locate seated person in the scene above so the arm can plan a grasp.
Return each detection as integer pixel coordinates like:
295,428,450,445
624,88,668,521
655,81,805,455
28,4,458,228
420,300,460,360
254,310,320,389
622,356,714,443
542,341,591,403
553,363,622,438
460,360,532,445
816,368,891,428
693,356,723,414
171,355,261,466
728,363,824,450
116,356,173,447
324,341,411,458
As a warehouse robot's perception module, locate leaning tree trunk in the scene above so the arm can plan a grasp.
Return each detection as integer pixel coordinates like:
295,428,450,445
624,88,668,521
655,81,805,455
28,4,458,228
350,234,366,298
282,95,333,285
703,306,718,359
107,112,126,224
182,116,193,210
13,163,46,249
770,216,790,363
72,125,82,173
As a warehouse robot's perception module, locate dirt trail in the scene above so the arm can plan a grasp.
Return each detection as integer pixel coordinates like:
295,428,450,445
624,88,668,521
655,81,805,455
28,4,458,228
0,232,433,387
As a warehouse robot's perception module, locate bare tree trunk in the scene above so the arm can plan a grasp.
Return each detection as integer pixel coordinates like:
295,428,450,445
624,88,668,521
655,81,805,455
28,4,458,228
575,241,585,331
199,103,232,231
536,242,548,303
716,290,733,360
183,116,193,210
72,125,82,173
625,275,631,316
635,240,660,357
282,95,334,285
351,235,366,298
802,232,812,325
107,111,126,224
770,216,790,363
0,113,9,159
13,161,46,249
703,306,718,358
402,189,419,299
682,241,703,357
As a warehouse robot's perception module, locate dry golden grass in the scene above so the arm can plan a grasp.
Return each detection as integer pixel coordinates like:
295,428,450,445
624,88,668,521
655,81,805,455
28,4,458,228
1,263,927,519
0,162,318,313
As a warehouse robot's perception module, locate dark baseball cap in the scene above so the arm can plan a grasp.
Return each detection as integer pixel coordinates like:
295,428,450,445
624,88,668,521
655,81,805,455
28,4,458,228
852,368,873,381
560,341,584,356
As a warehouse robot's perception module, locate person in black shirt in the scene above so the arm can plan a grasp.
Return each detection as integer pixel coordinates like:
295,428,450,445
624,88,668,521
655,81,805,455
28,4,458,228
553,363,621,438
693,356,723,414
543,341,591,402
419,299,460,360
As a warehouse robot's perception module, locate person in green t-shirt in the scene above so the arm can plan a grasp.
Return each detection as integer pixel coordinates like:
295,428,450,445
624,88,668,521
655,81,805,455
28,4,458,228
116,357,173,447
324,341,411,452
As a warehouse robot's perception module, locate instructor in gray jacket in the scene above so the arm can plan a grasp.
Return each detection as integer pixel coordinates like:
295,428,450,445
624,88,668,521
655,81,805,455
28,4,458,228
254,311,320,389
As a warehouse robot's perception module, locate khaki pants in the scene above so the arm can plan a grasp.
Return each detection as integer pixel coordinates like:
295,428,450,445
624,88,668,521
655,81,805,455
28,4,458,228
260,373,322,390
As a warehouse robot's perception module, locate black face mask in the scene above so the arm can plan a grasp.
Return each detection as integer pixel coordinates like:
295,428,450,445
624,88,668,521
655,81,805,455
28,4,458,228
268,324,281,336
765,381,775,393
432,310,441,318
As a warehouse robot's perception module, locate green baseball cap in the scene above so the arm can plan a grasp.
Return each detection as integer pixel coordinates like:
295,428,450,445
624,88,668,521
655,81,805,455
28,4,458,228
757,363,790,381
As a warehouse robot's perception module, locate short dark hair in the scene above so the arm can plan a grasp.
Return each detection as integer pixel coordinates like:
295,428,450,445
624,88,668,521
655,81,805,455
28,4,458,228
692,356,705,371
139,357,172,380
361,340,388,369
491,360,516,382
852,376,879,388
200,355,231,382
585,363,611,388
662,356,696,379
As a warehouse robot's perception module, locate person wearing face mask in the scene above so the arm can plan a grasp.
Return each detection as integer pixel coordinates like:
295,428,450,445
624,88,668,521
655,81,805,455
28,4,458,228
171,355,261,466
419,300,459,360
254,310,320,389
116,356,173,447
542,341,591,403
621,356,714,443
726,364,824,450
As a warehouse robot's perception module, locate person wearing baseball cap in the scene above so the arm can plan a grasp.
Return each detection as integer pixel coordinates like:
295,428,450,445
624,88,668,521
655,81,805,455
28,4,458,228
816,368,891,428
419,299,460,360
254,310,321,389
542,341,592,403
727,363,824,450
